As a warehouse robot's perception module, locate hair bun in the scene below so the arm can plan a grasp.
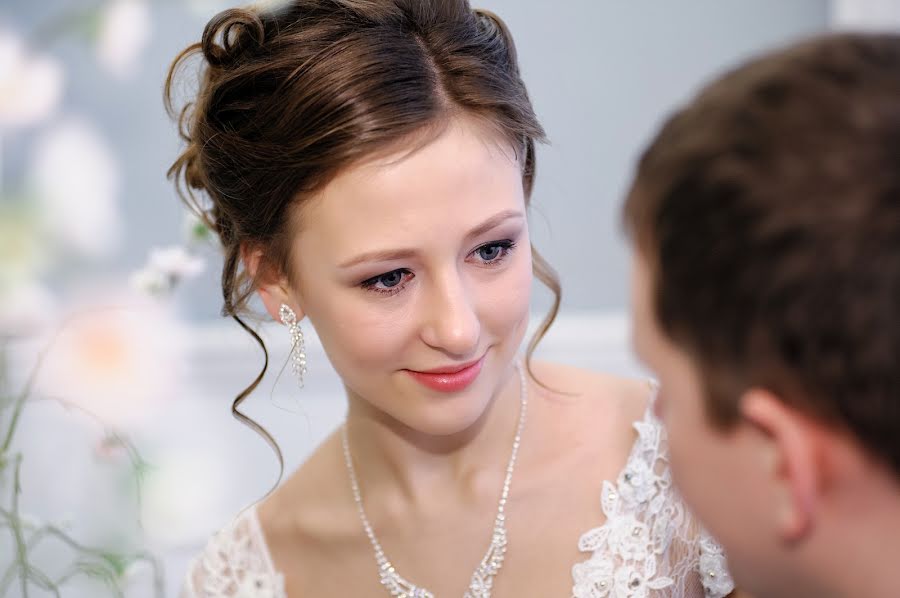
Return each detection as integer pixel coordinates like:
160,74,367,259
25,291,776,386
201,8,266,69
473,9,519,72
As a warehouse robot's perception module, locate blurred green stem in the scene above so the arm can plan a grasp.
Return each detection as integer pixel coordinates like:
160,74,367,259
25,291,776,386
7,455,29,598
0,319,163,597
0,341,45,456
0,340,8,406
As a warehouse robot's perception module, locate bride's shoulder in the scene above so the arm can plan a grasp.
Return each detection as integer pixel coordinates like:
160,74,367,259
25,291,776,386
526,360,651,422
257,430,359,543
181,437,346,598
524,360,653,455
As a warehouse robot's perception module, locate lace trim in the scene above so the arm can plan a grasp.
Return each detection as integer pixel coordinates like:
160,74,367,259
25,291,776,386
571,384,734,598
182,507,286,598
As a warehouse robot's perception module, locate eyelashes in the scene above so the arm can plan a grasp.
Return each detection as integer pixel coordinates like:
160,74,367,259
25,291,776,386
360,268,413,296
359,239,518,297
474,240,516,265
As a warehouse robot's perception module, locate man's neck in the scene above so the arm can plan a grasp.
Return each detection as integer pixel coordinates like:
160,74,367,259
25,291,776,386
809,468,900,598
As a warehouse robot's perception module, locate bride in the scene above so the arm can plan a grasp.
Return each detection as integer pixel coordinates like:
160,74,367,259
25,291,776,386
166,1,735,596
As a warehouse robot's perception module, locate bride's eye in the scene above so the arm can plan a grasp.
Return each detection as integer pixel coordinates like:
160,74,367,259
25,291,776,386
473,240,516,264
360,269,413,295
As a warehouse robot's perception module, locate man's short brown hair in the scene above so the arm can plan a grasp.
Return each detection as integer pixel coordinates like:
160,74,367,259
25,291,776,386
624,33,900,476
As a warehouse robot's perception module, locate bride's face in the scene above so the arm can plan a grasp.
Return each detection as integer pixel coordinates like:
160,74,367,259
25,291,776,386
272,117,533,435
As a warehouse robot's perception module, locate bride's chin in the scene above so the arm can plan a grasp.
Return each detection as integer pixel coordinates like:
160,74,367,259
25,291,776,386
398,400,493,439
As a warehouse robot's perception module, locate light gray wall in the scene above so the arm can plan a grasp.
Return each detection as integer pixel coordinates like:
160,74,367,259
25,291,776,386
502,0,830,313
4,0,830,319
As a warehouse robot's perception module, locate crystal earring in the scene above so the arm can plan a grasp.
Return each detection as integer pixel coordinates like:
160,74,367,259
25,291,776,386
279,303,307,389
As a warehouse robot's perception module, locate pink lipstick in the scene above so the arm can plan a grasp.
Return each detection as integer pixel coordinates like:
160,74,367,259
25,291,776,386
406,355,485,392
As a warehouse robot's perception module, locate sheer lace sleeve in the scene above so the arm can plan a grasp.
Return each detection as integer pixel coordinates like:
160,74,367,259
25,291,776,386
571,384,735,598
180,507,286,598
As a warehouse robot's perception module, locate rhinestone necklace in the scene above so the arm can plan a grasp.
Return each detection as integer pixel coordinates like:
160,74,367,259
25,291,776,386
341,362,528,598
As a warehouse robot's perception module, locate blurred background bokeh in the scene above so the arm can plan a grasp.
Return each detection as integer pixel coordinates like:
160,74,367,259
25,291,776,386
0,0,893,596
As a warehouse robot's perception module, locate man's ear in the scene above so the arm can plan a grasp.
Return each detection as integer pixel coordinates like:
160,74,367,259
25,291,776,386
740,388,820,543
242,245,305,323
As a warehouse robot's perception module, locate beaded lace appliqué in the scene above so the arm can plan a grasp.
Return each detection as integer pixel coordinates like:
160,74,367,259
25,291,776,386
182,509,286,598
571,388,733,598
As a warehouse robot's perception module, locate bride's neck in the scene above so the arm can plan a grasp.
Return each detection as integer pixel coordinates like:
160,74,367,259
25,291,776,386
342,362,524,506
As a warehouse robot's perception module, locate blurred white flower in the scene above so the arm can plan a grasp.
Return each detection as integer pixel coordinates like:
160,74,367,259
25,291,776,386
130,245,205,296
142,451,229,546
35,296,187,429
148,245,205,279
129,266,170,296
0,281,56,337
121,559,160,592
28,118,122,258
0,29,64,129
92,434,129,463
95,0,152,80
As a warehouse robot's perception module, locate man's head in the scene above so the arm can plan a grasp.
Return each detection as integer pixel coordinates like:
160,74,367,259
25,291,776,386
626,33,900,597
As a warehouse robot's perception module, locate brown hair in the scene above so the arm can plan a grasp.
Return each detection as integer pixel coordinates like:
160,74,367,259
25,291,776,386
624,33,900,476
165,0,560,474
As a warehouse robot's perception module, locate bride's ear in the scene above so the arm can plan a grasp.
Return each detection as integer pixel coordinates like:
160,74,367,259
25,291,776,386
242,244,305,323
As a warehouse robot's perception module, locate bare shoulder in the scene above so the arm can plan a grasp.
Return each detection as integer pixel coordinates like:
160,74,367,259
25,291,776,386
256,429,356,548
253,429,366,593
524,360,652,455
527,360,651,422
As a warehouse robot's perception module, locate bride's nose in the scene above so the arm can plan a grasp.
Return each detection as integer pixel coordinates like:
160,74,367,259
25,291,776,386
418,270,480,357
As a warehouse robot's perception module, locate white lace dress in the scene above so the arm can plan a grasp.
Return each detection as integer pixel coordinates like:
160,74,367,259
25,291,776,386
181,396,734,598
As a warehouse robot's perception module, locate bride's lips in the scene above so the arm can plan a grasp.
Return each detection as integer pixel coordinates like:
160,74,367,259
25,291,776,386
405,355,485,392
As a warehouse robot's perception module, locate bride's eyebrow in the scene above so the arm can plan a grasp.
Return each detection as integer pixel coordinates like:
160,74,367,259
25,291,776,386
464,210,524,241
337,210,524,269
338,248,418,269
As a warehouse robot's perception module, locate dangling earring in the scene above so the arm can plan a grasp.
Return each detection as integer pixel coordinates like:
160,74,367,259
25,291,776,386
279,303,307,389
